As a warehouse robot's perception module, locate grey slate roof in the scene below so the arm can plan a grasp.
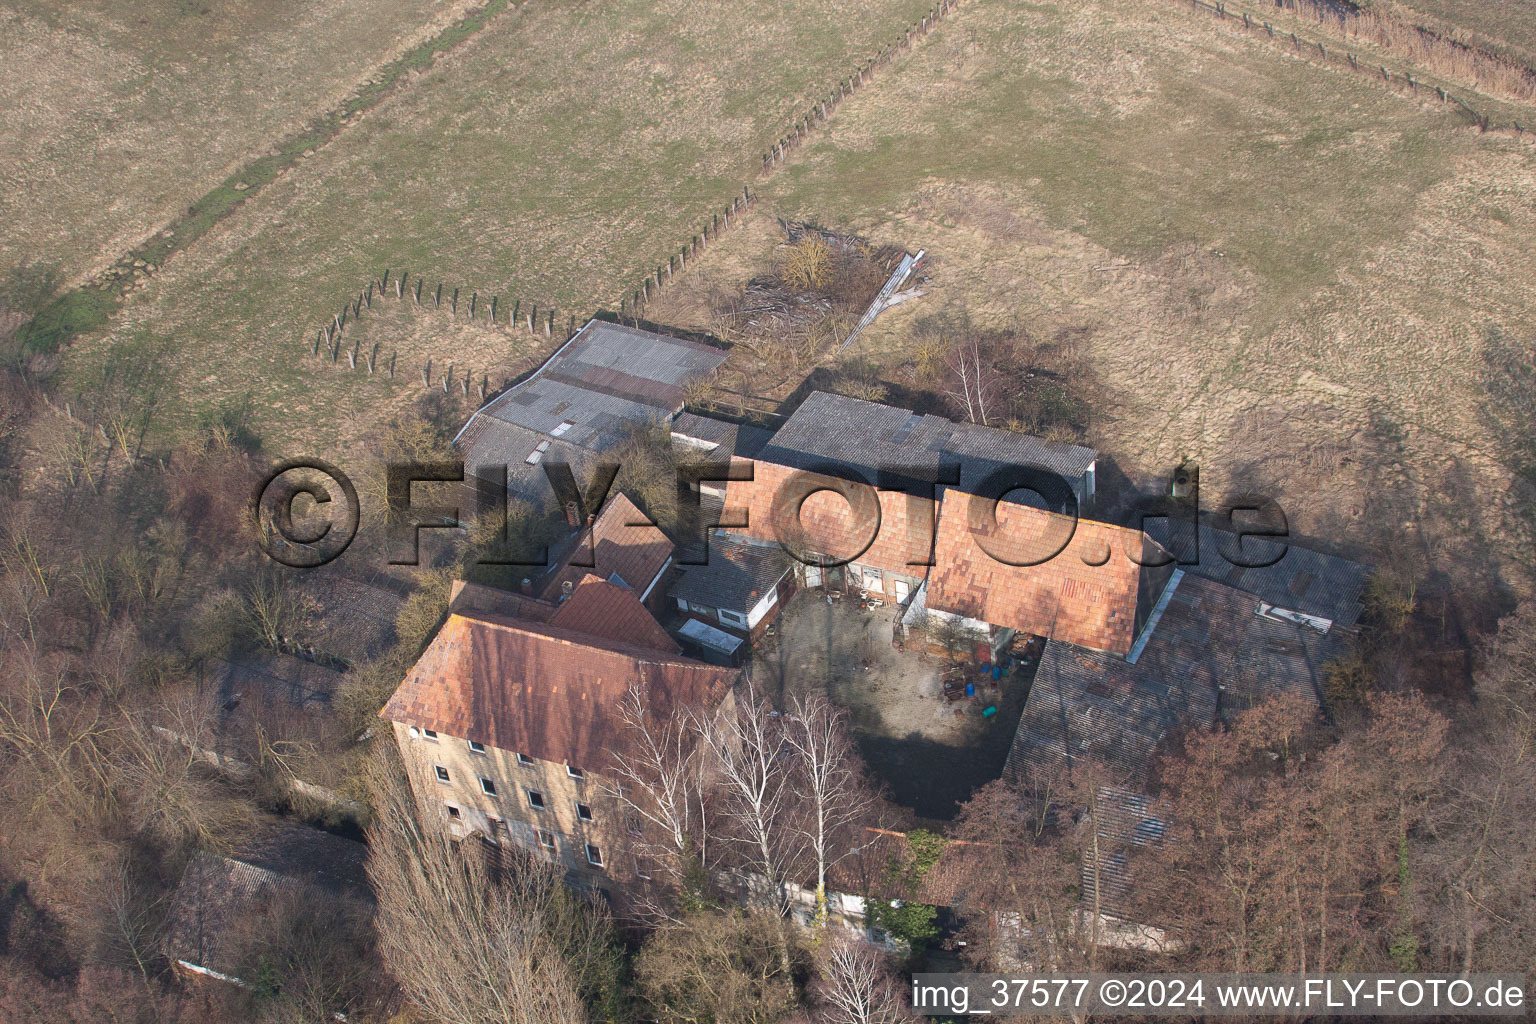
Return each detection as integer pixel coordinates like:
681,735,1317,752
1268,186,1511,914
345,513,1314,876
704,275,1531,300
668,535,794,613
1003,572,1335,790
759,391,1097,500
1143,520,1369,628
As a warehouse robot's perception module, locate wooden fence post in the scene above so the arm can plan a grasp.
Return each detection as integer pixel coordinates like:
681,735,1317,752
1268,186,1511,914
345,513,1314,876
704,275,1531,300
389,351,396,378
415,279,423,303
452,287,459,314
424,359,431,386
469,292,476,318
435,283,442,307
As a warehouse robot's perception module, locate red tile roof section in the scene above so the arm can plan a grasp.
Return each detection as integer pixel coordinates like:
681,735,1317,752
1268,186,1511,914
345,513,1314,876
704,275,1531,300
550,575,682,654
721,459,937,573
380,608,734,769
926,489,1146,654
540,492,674,599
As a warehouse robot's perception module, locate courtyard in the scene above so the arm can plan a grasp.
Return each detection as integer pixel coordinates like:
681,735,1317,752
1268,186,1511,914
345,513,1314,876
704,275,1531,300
753,589,1036,820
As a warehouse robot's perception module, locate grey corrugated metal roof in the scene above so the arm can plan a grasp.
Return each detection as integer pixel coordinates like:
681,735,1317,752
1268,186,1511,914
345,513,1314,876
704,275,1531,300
483,376,670,450
1080,787,1169,920
668,535,793,612
760,391,1097,495
671,412,774,460
1002,574,1333,790
458,415,596,511
457,321,727,484
555,321,727,400
1144,520,1368,628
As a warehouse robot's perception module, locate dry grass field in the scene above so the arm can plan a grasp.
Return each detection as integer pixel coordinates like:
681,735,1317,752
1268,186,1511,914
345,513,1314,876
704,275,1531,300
1386,0,1536,70
0,0,477,285
65,0,935,456
661,0,1536,607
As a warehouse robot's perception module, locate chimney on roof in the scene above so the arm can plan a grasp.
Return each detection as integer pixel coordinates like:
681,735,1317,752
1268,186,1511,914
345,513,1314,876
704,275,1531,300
564,501,581,529
587,513,595,527
561,580,575,602
520,577,533,595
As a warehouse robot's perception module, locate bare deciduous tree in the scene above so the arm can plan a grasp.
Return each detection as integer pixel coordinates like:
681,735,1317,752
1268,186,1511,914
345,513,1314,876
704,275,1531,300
939,335,1003,425
808,933,918,1024
610,686,719,915
692,684,799,910
784,691,865,926
364,746,603,1024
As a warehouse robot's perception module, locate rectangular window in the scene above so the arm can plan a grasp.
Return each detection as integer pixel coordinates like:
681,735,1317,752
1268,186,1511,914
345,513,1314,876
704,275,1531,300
422,728,439,740
480,777,497,797
550,420,575,437
446,804,460,819
434,765,451,784
585,844,604,867
575,802,593,823
526,789,546,811
536,829,556,850
634,857,652,880
625,814,643,838
718,608,748,628
468,740,487,754
517,753,536,769
566,764,584,781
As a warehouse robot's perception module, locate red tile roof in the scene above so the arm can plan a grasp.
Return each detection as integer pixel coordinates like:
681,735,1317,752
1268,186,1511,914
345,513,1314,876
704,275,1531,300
539,492,674,600
926,489,1150,654
381,607,735,769
721,459,936,574
550,575,681,654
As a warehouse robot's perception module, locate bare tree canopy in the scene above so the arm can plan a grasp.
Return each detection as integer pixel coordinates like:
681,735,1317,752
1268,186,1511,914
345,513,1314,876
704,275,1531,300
365,746,619,1024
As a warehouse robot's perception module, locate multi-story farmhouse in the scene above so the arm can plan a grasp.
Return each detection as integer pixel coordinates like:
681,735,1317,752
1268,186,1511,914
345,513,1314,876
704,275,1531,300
379,578,737,884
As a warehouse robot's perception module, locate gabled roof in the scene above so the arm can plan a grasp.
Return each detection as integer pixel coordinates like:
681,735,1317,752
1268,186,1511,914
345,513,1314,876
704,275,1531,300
926,489,1169,654
1143,520,1368,628
1002,574,1333,790
668,534,795,613
719,459,937,575
761,391,1097,495
538,492,674,601
380,606,735,769
551,575,681,654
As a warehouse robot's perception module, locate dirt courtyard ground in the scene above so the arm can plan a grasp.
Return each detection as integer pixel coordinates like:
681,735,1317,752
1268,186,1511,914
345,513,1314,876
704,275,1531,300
753,591,1034,820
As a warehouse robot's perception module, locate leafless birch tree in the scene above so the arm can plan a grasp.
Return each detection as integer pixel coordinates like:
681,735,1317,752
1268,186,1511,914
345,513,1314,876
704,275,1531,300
809,933,919,1024
784,691,865,926
609,684,719,920
940,336,1002,425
